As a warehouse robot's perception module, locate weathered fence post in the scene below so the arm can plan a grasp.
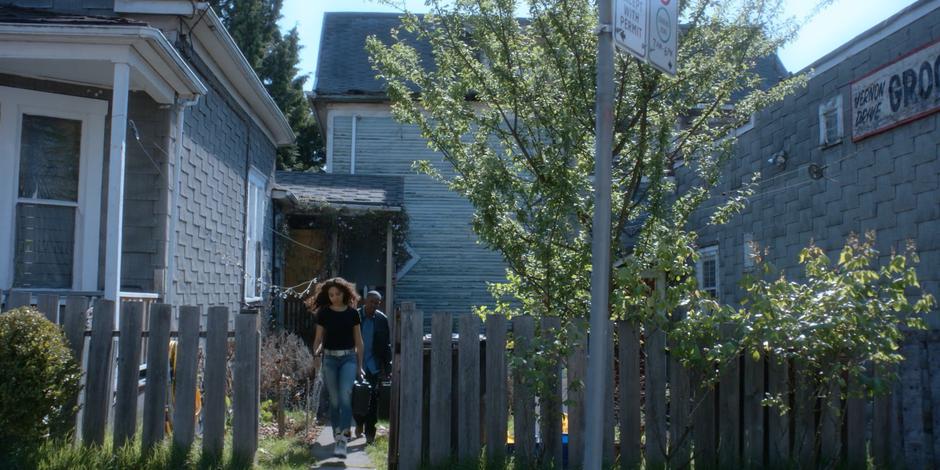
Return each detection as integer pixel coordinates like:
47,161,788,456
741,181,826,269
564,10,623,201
717,326,741,468
484,313,508,465
692,368,717,470
5,290,30,310
766,357,790,464
233,310,260,464
567,319,587,467
540,316,563,469
64,297,89,360
793,362,816,467
38,294,59,323
399,302,424,469
646,324,668,467
618,320,641,469
818,382,841,466
927,320,940,469
62,296,89,436
512,315,536,466
172,305,202,453
899,338,929,469
82,299,115,446
142,303,172,452
113,301,144,449
388,307,402,470
203,306,229,462
603,319,615,466
742,351,764,467
845,376,866,469
456,313,481,461
669,342,692,467
429,312,453,466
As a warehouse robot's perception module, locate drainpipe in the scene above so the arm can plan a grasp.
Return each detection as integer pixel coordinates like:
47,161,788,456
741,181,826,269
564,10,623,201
165,97,199,307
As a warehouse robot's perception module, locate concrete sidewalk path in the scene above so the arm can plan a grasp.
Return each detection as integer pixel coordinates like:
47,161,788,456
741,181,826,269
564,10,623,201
311,429,376,469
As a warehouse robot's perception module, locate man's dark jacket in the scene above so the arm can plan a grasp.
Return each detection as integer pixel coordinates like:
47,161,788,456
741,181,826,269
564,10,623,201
358,307,392,375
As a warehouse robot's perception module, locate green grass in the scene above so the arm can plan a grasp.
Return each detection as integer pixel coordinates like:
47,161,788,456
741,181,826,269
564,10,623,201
366,426,390,470
256,434,316,469
13,416,319,470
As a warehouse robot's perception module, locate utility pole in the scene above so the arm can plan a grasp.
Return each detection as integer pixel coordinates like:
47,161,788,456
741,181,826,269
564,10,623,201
584,0,614,467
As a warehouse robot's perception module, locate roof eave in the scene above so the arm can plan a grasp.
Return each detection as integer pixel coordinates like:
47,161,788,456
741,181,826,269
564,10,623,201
0,22,206,101
188,8,294,146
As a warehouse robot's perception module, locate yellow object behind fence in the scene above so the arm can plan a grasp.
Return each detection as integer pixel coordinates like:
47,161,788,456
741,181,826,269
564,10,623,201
166,340,203,434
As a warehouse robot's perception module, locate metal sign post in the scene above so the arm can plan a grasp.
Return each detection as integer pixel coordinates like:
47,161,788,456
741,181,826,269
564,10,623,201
584,1,679,468
584,0,615,467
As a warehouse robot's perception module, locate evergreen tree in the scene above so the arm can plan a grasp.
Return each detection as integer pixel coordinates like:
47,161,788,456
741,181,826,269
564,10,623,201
211,0,324,170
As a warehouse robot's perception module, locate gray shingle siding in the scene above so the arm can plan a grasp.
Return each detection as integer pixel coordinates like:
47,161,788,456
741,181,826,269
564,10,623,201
691,6,940,308
122,92,171,293
172,50,277,313
337,113,506,315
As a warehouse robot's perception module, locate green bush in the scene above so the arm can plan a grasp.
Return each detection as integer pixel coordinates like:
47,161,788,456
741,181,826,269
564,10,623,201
0,307,82,461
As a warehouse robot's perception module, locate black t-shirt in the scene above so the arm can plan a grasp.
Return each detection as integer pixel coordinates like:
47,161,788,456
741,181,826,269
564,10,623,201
316,306,361,350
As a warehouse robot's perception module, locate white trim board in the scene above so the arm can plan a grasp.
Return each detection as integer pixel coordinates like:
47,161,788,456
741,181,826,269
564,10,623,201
0,86,107,291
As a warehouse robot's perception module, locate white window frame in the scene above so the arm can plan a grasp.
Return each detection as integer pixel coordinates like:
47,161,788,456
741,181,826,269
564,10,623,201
696,245,720,298
244,167,267,303
0,86,106,291
818,95,843,146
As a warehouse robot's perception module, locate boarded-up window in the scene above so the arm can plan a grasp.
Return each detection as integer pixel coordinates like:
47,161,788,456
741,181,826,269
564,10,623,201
13,115,82,288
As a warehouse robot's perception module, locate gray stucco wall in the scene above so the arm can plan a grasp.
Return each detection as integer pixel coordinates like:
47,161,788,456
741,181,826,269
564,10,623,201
690,7,940,308
329,112,508,317
173,50,276,314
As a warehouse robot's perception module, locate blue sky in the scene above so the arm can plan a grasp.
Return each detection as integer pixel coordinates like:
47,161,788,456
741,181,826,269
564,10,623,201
278,0,918,86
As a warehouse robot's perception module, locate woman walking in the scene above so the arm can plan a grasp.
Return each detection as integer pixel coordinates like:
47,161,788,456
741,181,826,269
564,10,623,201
306,277,365,458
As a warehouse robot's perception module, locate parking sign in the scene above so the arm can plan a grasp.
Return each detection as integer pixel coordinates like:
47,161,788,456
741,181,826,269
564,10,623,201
614,0,648,60
646,0,677,76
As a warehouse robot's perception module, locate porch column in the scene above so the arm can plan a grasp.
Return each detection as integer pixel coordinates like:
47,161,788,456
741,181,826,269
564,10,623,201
104,62,130,302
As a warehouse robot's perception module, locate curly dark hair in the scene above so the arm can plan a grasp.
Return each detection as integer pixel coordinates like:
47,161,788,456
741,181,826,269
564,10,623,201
306,277,359,312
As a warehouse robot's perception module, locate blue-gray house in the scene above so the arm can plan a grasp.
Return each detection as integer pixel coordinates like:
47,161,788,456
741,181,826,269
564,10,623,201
0,1,293,316
289,12,509,318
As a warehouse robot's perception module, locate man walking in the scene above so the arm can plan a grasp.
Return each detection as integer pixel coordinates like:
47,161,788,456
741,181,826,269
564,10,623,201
355,290,391,444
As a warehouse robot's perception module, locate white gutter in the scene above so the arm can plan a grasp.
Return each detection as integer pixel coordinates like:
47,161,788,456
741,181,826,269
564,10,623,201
0,22,206,100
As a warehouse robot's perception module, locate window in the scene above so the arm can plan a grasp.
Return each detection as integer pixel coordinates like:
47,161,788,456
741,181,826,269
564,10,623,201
818,95,843,146
244,168,267,302
696,245,719,298
743,233,757,270
14,115,82,288
0,86,106,291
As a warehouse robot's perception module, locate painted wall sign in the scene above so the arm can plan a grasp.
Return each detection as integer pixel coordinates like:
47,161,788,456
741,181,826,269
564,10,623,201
852,39,940,141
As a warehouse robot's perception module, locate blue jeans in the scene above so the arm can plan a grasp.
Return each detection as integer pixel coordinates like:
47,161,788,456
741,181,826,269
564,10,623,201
322,353,357,436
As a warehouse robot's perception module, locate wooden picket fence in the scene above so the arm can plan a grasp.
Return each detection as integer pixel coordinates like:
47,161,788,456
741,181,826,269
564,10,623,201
389,301,940,469
1,291,261,463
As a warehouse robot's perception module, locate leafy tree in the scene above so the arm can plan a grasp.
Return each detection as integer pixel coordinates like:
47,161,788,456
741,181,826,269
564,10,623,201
211,0,324,170
735,232,933,462
366,0,805,325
